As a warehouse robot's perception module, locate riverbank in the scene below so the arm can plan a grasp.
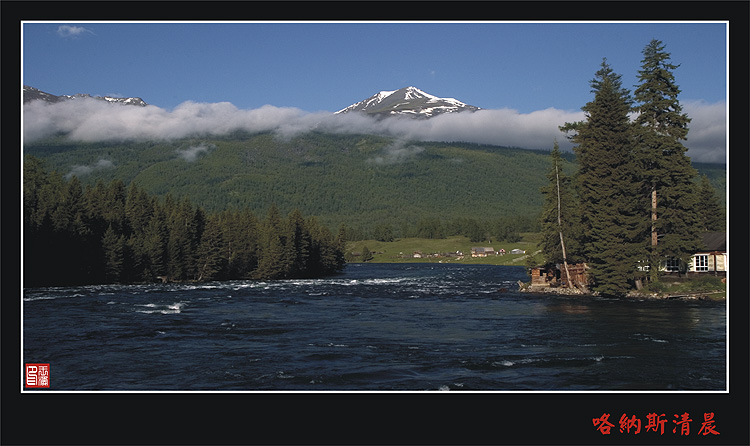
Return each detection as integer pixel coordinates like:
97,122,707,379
519,281,726,301
346,235,726,301
346,234,541,266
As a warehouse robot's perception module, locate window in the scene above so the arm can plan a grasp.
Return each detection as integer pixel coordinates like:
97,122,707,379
665,258,681,272
694,255,709,272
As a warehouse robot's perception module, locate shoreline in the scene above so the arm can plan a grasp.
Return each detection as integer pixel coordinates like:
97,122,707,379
519,282,726,301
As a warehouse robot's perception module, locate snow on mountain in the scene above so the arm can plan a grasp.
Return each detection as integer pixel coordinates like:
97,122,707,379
23,85,148,107
335,86,480,119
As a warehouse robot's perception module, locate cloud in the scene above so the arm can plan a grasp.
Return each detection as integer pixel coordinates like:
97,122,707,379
682,100,727,164
22,97,727,164
368,140,425,165
176,143,215,162
65,159,114,179
56,25,94,38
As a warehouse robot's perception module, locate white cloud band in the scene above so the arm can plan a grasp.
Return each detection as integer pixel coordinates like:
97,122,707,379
22,97,726,163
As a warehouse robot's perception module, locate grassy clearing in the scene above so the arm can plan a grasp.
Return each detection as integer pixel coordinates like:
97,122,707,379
346,233,541,266
646,275,727,300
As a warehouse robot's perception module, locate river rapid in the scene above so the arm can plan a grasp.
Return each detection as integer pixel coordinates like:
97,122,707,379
22,263,726,391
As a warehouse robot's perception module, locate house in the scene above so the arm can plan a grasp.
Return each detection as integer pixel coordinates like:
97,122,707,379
471,247,495,257
510,249,525,255
659,232,727,277
689,232,727,276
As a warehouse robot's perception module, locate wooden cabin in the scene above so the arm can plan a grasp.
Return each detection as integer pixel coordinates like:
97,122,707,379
530,263,589,289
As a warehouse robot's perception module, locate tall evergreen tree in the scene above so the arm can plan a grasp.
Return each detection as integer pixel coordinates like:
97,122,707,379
253,205,287,280
695,175,725,232
561,59,648,296
142,205,169,279
286,209,312,278
101,223,125,283
633,39,701,279
195,215,227,282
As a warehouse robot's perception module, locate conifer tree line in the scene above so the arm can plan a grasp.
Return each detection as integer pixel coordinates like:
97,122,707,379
23,156,346,287
541,39,725,296
367,216,530,244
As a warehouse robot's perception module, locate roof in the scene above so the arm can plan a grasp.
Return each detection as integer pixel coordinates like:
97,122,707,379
700,232,726,252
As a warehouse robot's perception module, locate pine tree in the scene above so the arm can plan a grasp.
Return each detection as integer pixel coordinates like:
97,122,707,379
221,208,259,279
286,209,312,278
102,223,125,283
142,205,168,279
695,175,725,232
195,215,227,282
633,39,702,279
253,205,287,280
561,59,648,296
335,224,348,270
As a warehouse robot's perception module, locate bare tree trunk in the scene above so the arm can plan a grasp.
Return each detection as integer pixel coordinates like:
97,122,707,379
651,187,658,247
651,186,658,282
556,161,573,288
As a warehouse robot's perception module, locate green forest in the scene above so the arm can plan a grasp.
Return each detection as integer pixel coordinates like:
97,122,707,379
23,133,561,234
537,40,726,296
23,156,346,287
23,131,724,242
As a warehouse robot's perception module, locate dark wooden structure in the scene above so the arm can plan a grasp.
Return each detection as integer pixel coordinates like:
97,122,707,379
530,263,589,289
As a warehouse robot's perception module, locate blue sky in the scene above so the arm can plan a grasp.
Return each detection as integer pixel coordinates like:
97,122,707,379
22,21,728,162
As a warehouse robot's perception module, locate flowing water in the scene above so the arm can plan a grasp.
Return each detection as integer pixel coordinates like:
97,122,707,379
22,263,726,391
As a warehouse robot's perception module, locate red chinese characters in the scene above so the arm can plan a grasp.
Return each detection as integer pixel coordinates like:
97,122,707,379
594,412,720,436
698,412,721,436
673,412,693,436
592,413,615,434
645,413,668,434
619,414,641,434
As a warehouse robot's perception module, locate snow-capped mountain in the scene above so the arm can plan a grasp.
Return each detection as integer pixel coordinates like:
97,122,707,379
336,86,480,118
23,85,148,107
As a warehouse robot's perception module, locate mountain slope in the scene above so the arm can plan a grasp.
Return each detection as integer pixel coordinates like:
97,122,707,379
336,86,480,118
23,85,148,107
23,130,725,236
23,132,555,229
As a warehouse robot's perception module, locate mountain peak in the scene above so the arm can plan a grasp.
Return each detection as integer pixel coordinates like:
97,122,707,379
23,85,148,107
336,86,479,118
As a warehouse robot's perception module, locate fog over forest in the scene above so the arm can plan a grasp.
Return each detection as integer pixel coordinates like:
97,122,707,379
22,97,726,163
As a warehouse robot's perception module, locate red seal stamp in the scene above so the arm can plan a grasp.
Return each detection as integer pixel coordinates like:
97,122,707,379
25,364,50,388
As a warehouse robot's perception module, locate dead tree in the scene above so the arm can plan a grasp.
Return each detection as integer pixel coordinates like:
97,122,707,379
555,157,574,288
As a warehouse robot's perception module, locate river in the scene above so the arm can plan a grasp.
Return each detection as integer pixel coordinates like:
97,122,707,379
22,263,726,391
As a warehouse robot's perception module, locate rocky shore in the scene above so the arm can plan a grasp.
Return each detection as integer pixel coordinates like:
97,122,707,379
517,280,726,301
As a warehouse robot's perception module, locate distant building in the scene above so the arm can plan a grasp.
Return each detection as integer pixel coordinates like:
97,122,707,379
471,247,495,257
510,249,525,255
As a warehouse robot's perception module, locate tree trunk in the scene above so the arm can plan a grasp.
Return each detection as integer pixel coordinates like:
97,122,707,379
556,161,573,288
650,186,658,282
651,187,658,247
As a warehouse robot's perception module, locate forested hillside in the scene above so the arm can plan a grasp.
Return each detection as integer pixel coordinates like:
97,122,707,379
24,131,725,240
23,156,346,286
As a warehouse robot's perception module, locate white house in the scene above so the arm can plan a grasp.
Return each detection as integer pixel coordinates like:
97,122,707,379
688,232,727,275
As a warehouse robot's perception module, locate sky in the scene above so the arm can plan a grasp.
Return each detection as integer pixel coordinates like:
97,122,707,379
22,21,728,163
